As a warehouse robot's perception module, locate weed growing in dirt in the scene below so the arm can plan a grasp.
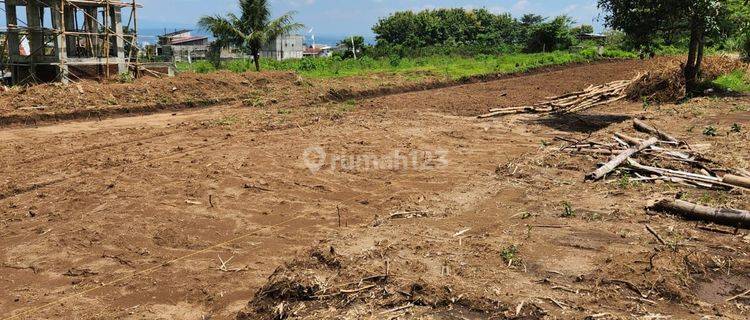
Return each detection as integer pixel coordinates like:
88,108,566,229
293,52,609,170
617,173,641,189
731,105,749,112
731,123,742,133
585,212,603,222
642,97,651,111
560,201,576,218
500,244,520,266
703,126,718,137
277,109,292,115
242,96,265,108
117,72,134,83
213,115,239,126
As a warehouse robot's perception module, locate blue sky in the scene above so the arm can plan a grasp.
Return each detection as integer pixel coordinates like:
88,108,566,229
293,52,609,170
137,0,605,36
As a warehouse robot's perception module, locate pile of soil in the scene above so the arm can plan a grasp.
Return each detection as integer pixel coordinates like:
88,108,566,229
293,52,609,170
237,245,519,320
626,55,746,102
0,71,302,123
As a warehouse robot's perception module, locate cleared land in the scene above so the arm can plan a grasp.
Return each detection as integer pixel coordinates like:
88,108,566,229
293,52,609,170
0,60,748,319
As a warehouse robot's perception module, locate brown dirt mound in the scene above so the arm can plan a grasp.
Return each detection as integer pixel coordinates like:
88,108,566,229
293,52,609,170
237,246,520,320
626,56,746,102
0,71,299,115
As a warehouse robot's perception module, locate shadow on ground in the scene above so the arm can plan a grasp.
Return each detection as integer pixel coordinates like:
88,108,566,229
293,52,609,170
528,113,632,133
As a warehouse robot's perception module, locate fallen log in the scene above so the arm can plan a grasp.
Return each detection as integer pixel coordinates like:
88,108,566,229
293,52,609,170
650,199,750,227
627,159,740,190
586,137,658,181
723,174,750,189
633,119,681,144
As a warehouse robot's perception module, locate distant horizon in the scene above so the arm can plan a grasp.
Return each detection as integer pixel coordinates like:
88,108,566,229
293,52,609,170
133,0,606,41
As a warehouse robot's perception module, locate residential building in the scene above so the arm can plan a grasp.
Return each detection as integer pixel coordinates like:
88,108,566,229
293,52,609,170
260,34,304,60
157,29,210,62
303,45,334,58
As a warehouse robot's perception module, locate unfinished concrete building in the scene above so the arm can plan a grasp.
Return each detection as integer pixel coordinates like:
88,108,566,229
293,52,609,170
1,0,141,84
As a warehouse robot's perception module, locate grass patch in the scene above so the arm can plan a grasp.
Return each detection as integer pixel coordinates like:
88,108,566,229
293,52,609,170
176,48,636,80
712,69,750,93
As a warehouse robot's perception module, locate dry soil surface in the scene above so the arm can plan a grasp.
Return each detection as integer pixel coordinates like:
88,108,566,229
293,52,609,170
0,60,748,320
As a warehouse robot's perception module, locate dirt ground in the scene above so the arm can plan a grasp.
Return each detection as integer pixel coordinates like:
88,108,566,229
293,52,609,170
0,60,748,320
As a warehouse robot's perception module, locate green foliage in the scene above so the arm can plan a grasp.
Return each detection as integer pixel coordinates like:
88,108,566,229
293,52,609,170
226,59,254,73
500,245,520,264
526,16,577,53
742,33,750,59
193,60,216,74
183,48,631,81
712,69,750,93
198,0,303,71
731,123,742,133
560,201,576,218
571,24,595,37
338,36,366,59
703,126,718,136
372,8,522,49
117,72,134,83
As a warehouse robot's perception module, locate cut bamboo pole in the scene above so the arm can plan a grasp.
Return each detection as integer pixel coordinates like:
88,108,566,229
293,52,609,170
651,199,750,227
633,119,680,144
586,137,658,181
723,174,750,189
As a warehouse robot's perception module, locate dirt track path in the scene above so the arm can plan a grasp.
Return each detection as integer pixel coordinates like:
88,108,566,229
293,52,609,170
2,60,747,319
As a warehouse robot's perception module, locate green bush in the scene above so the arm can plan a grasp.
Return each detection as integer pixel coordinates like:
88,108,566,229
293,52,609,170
226,59,253,73
713,69,750,93
742,33,750,60
193,60,216,74
297,58,319,72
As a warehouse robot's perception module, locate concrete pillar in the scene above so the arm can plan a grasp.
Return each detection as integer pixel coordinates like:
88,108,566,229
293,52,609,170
4,2,21,84
26,0,44,78
84,7,98,57
50,0,69,83
64,6,77,56
110,7,127,74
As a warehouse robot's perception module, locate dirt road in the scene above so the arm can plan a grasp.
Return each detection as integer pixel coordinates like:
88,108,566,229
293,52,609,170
1,60,748,319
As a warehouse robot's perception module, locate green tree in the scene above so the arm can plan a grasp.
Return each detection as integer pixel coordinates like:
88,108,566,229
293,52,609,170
198,0,303,71
571,24,595,37
598,0,749,91
372,8,522,50
520,14,545,27
525,16,577,52
338,36,365,59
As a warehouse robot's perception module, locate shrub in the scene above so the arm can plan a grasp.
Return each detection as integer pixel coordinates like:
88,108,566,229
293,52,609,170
297,58,319,72
193,60,216,74
742,33,750,61
226,59,252,73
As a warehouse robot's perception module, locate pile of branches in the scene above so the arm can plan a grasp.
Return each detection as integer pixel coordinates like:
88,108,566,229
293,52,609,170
626,56,746,102
562,118,750,190
478,78,637,118
562,119,750,226
478,56,747,119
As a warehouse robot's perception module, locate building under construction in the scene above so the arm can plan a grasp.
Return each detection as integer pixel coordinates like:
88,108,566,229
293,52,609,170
1,0,145,84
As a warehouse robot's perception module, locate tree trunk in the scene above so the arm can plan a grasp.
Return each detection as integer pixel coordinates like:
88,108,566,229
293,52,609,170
684,17,705,93
253,50,261,72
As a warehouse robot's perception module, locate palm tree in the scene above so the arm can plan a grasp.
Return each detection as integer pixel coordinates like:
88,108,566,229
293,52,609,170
198,0,303,71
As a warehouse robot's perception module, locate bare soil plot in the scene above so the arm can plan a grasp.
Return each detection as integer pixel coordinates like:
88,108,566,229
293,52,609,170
0,60,747,319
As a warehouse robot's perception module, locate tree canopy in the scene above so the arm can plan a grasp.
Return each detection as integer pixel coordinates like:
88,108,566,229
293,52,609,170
198,0,303,71
372,9,584,55
598,0,749,89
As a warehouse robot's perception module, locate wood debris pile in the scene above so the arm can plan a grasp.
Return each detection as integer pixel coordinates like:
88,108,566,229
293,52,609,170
562,119,750,191
478,77,640,118
562,119,750,226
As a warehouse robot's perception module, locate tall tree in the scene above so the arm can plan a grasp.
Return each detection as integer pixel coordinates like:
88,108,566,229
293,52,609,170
598,0,748,91
198,0,303,71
